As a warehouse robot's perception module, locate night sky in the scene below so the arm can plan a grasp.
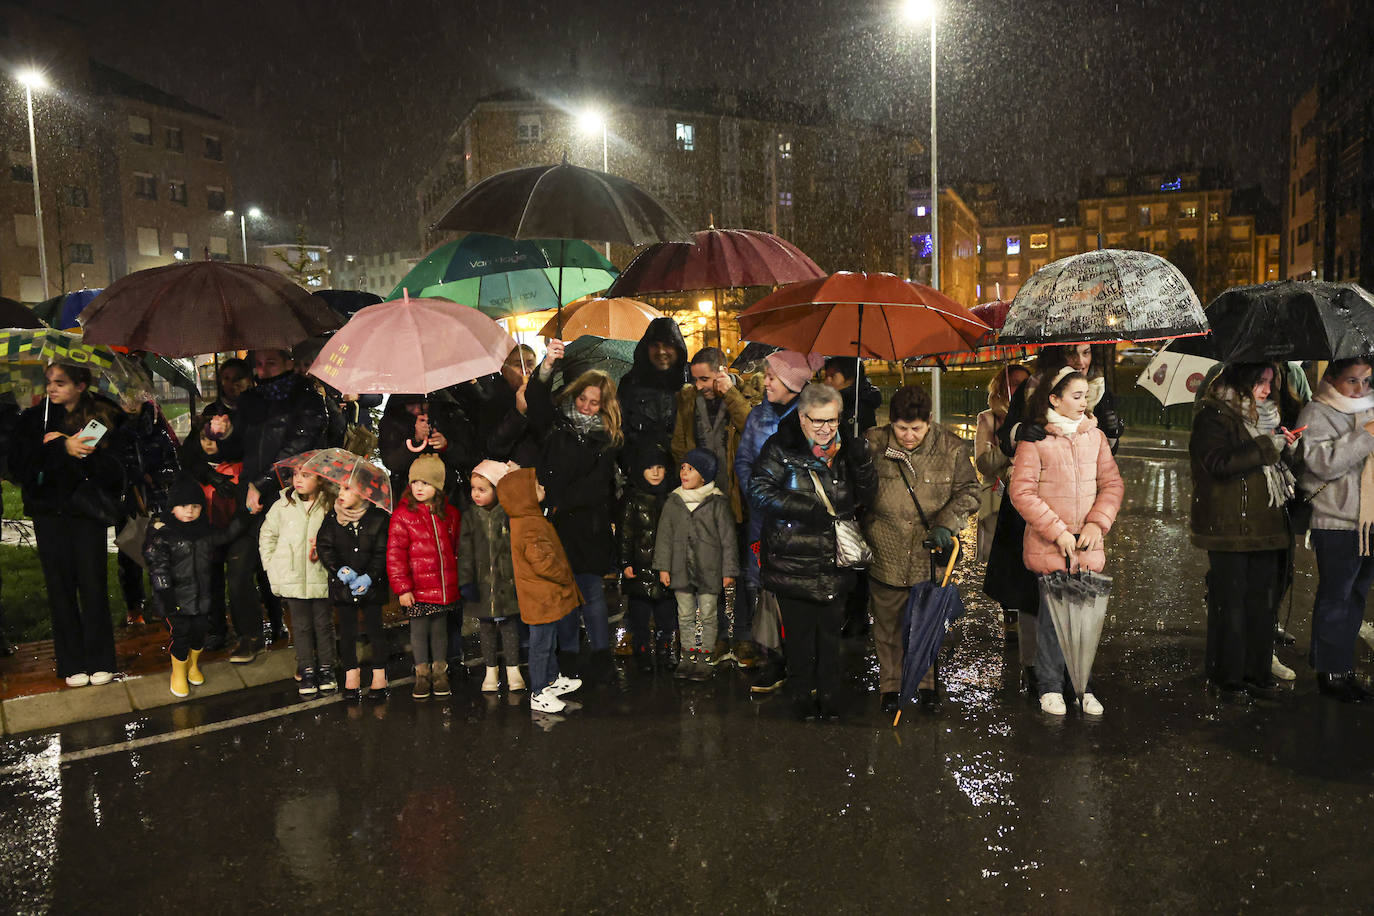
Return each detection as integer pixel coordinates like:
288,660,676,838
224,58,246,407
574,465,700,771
43,0,1343,255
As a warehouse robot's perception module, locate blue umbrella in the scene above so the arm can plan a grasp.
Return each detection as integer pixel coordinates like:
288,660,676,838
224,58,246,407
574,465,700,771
34,288,102,329
894,539,964,726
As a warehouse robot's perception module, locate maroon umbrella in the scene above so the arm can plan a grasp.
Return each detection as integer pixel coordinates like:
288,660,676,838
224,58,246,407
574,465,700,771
81,261,342,357
607,228,825,297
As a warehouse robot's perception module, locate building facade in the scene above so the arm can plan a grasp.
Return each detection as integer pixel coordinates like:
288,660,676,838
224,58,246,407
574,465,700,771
331,250,420,298
416,86,919,282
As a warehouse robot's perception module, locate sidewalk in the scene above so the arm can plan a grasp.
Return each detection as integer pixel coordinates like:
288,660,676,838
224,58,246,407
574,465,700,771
0,626,298,736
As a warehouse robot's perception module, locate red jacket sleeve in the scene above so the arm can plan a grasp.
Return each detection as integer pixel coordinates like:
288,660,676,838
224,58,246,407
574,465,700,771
386,511,415,596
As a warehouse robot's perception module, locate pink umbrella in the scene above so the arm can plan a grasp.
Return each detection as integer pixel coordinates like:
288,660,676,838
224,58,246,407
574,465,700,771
308,292,515,395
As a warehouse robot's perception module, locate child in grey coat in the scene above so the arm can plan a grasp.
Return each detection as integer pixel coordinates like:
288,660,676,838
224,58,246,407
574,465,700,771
654,448,739,679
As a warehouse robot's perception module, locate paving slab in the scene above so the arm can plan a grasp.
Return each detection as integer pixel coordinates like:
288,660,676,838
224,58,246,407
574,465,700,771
2,682,133,735
233,648,297,687
124,661,248,711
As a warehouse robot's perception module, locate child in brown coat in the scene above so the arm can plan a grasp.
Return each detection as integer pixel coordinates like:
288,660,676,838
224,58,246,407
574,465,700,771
498,467,583,714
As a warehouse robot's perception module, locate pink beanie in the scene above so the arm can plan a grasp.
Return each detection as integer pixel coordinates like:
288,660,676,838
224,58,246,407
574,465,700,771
473,459,516,487
764,350,821,393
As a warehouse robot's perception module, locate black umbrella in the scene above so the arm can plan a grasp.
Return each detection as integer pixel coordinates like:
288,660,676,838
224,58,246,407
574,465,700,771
0,297,46,329
894,539,964,727
313,289,382,320
1171,280,1374,363
730,341,781,373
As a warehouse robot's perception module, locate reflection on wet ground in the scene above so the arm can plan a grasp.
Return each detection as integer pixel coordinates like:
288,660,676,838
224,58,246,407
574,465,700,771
2,457,1372,912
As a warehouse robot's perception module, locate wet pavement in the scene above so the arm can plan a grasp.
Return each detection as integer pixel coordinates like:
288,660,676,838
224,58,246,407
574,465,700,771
3,454,1373,913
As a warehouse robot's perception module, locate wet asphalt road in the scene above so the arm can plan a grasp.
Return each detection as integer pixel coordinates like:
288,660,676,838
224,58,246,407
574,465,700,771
3,454,1374,914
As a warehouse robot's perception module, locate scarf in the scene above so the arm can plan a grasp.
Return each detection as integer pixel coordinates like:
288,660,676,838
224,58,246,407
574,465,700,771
334,500,367,526
255,370,297,402
1045,407,1084,436
1086,375,1105,410
1222,390,1297,512
674,481,719,512
1315,379,1374,553
809,436,839,466
1254,398,1282,435
563,402,604,438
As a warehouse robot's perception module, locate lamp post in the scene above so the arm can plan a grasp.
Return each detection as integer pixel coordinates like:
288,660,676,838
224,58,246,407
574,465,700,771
225,207,263,263
902,0,940,419
578,108,612,260
16,69,49,298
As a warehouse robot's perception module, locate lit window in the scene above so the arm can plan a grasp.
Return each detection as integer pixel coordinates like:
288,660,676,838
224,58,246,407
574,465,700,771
675,122,695,152
778,191,793,208
1006,236,1021,256
516,113,542,142
137,226,160,257
1180,205,1198,220
777,136,792,159
915,206,927,217
306,250,321,262
1029,233,1048,249
129,115,151,145
1138,206,1152,227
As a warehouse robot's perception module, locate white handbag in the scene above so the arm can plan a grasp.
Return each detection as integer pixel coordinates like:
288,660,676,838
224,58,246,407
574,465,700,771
808,469,873,569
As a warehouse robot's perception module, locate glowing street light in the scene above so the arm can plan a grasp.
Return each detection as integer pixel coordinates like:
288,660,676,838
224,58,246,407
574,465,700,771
227,207,265,262
578,107,611,259
15,68,49,297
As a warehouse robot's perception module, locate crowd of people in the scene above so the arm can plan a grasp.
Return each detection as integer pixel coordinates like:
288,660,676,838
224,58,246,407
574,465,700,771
9,321,1374,720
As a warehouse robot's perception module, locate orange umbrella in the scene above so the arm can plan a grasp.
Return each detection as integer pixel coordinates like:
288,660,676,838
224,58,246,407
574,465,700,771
537,297,663,340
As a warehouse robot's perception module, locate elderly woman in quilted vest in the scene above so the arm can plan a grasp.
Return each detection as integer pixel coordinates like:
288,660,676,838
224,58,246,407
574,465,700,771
1009,367,1124,718
862,385,979,716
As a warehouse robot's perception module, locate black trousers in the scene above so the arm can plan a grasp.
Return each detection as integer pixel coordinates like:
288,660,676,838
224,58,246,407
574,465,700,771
35,515,117,677
336,601,387,673
169,614,209,660
224,514,283,641
626,596,676,648
1205,549,1284,687
777,593,846,701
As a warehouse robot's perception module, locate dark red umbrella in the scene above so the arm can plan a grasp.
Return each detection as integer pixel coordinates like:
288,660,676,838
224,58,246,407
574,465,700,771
971,300,1012,329
906,300,1041,367
81,261,342,357
607,228,825,296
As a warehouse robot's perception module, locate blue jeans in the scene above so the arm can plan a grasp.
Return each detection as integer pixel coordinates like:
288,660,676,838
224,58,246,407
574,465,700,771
556,573,611,653
528,622,561,694
1310,529,1374,673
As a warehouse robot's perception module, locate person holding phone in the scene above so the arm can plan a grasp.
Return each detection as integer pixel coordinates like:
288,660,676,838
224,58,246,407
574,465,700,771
10,363,125,687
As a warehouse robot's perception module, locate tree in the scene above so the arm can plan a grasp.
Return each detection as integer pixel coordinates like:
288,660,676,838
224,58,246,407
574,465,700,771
272,224,327,288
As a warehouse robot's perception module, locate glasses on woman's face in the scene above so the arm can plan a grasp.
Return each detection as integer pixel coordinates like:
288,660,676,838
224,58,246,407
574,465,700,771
804,415,840,429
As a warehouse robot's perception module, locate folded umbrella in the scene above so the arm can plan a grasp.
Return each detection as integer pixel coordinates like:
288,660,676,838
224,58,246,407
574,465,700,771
308,292,515,396
894,539,964,726
999,249,1206,345
1039,569,1112,699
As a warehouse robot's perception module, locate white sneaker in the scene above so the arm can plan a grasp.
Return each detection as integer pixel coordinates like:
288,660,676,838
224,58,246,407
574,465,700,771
1361,621,1374,650
506,666,526,691
481,667,500,693
1271,654,1297,682
65,673,90,688
548,675,581,696
530,687,566,713
89,671,114,686
1040,692,1067,716
1081,693,1104,716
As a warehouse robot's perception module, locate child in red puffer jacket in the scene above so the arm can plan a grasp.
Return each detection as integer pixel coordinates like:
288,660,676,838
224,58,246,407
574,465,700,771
386,454,461,701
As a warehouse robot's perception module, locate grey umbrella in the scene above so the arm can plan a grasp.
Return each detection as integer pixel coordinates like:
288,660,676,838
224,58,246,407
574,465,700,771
1039,569,1112,699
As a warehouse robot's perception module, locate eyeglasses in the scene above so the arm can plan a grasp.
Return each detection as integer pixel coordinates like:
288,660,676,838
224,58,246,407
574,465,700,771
804,415,840,429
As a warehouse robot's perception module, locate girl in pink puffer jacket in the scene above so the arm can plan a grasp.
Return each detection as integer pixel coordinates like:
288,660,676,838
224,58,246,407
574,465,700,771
1008,368,1124,717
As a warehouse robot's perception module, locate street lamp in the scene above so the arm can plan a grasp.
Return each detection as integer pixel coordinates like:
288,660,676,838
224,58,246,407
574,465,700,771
225,207,264,263
578,108,611,259
16,68,49,298
901,0,940,418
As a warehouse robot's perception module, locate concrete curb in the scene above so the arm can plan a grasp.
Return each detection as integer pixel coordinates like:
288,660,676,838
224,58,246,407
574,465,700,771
1,648,298,736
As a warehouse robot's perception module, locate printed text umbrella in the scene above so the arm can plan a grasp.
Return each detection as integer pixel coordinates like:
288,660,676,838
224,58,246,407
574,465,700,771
894,538,964,726
1136,346,1218,407
999,249,1206,345
1040,569,1112,699
81,261,342,356
309,292,515,395
537,297,662,340
1171,280,1374,363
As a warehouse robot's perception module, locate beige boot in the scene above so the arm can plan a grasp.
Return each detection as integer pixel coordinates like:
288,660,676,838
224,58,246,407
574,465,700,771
481,666,500,692
431,660,451,697
412,663,432,699
506,665,526,692
187,649,205,686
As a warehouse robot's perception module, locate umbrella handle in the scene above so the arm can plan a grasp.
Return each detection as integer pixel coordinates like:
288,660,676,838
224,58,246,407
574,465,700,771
938,538,960,588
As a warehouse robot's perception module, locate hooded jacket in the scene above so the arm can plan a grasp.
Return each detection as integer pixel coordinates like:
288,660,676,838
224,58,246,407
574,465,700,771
1008,414,1124,574
617,440,673,600
457,500,519,619
316,507,391,606
386,495,461,604
1296,398,1374,530
498,467,580,625
617,317,688,453
237,370,329,504
259,492,330,599
146,513,248,615
747,410,878,602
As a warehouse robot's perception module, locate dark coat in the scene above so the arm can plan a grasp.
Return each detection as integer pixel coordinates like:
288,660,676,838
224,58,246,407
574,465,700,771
144,515,246,616
378,394,476,504
1189,396,1291,552
316,508,391,606
617,317,688,455
456,502,520,619
11,399,126,524
653,487,741,592
527,372,620,575
237,371,329,501
114,401,181,514
618,485,670,600
840,376,884,435
478,376,543,469
747,411,878,602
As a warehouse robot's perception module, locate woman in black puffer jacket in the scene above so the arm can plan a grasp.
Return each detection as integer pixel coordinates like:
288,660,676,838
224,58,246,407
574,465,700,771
618,438,677,672
748,384,877,720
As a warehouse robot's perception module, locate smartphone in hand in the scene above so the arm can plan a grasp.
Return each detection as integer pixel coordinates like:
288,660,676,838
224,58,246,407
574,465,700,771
78,419,108,446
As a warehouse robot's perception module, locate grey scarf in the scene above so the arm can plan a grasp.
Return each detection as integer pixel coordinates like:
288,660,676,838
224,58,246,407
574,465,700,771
563,402,604,438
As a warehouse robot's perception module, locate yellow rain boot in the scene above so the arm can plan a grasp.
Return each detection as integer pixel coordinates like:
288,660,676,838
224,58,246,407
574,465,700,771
187,649,205,686
170,656,190,698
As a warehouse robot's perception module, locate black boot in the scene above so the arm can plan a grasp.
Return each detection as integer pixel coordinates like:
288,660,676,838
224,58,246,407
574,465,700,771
1022,666,1038,695
634,643,654,674
558,650,580,678
588,648,614,685
1317,672,1364,703
654,631,677,672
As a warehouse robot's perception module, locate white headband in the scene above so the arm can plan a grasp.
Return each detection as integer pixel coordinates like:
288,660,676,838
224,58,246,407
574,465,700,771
1050,366,1078,389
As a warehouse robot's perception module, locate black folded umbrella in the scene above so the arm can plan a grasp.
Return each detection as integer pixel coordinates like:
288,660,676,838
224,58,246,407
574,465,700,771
894,539,964,726
1175,280,1374,363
